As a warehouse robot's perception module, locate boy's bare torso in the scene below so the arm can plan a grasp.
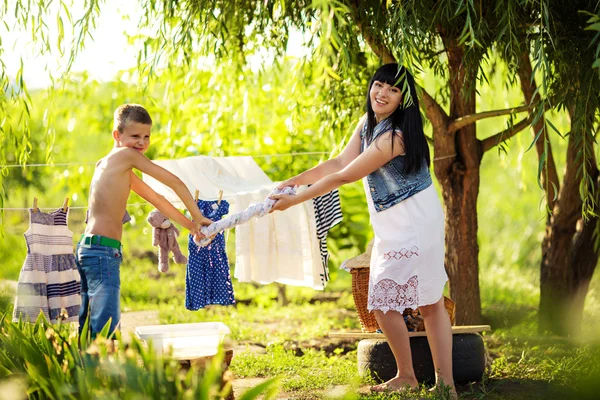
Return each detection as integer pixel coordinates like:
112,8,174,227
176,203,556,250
85,148,134,241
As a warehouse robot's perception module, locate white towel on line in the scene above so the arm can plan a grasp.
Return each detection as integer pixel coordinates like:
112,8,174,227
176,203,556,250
233,185,324,290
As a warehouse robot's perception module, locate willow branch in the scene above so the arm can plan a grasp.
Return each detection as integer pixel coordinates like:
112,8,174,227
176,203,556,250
349,1,448,129
449,104,532,134
481,116,533,153
349,1,396,64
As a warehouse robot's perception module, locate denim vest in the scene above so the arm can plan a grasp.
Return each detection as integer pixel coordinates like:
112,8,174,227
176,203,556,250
361,118,432,212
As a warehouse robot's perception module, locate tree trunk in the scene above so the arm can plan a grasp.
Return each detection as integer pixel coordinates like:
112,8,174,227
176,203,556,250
569,179,600,331
517,51,599,335
538,133,580,335
539,112,599,335
435,40,482,325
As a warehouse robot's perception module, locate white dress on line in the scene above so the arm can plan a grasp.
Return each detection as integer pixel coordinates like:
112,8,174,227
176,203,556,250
364,179,448,314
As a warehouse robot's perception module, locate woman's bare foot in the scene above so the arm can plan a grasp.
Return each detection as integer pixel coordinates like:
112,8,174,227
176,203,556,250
370,376,419,393
428,384,458,399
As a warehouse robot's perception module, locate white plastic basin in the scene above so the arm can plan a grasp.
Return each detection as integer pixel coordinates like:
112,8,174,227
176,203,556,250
135,322,230,359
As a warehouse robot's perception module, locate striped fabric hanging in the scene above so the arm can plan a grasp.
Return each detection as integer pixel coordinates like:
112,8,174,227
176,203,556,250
13,208,81,324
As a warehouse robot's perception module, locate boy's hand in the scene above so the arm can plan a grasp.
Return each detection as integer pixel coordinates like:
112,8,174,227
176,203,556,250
192,217,213,243
189,225,200,237
193,232,208,244
191,219,215,245
189,225,210,245
194,217,213,227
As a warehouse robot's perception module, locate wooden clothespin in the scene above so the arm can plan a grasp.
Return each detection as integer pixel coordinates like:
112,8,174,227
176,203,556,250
217,190,223,206
62,197,69,212
33,197,38,213
194,190,199,202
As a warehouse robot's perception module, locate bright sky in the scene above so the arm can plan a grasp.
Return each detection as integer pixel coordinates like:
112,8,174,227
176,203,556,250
3,0,308,89
3,1,142,88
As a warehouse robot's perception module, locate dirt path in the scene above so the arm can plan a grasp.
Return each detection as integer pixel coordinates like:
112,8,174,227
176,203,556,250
120,310,160,339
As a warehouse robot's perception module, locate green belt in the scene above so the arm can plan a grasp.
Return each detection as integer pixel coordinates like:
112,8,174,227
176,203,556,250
80,234,122,250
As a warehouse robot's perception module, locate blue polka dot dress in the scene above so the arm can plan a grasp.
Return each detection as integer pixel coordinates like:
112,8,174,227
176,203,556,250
185,200,235,310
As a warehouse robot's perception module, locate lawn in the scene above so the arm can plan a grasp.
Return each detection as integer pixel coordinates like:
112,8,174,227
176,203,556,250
91,257,600,398
1,249,599,399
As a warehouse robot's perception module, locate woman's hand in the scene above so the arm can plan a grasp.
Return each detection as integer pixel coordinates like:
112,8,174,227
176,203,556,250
277,176,301,190
269,193,299,212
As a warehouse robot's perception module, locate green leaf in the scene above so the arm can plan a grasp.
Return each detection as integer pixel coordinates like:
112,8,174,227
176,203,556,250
238,377,281,400
585,22,600,32
526,124,545,153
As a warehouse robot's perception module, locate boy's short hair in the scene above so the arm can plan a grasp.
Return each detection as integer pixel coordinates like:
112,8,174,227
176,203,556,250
113,104,152,133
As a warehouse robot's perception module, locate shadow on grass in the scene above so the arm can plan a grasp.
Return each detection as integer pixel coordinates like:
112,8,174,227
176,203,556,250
482,304,537,332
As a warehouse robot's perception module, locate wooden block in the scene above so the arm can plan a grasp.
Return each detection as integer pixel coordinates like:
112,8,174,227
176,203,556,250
328,325,491,339
178,348,234,370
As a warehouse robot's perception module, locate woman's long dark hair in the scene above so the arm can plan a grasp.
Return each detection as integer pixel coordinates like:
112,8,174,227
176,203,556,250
365,64,430,174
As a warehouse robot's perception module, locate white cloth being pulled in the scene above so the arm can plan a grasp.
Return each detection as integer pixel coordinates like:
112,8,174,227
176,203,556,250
195,186,296,247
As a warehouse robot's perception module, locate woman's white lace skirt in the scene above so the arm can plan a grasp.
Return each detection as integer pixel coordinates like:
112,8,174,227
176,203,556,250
365,184,447,314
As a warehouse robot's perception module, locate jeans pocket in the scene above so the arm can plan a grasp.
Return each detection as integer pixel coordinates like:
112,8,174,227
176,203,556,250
105,257,121,289
80,256,104,293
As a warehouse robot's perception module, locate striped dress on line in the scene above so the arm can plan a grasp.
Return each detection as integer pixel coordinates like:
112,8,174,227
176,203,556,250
12,208,81,324
312,189,343,285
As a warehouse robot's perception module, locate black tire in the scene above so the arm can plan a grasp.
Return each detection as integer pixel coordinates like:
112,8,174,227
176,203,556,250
357,333,486,384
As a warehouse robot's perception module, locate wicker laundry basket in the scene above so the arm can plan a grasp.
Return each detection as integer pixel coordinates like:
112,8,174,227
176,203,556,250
345,240,455,333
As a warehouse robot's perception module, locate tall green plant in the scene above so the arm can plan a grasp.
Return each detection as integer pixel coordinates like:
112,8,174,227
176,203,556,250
0,313,279,399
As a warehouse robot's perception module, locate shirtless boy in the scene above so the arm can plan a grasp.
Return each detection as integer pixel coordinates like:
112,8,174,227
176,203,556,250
78,103,211,337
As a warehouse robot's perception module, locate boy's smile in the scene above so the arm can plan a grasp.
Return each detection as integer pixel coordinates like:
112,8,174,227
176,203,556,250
115,122,151,153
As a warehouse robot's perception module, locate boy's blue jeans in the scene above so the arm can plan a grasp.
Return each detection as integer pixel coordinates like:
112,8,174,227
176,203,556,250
76,242,122,337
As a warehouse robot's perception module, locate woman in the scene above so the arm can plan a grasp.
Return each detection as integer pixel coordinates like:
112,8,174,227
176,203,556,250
270,64,456,397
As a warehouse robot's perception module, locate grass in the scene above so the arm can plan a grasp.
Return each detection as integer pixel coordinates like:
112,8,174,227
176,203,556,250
114,254,600,399
1,246,599,399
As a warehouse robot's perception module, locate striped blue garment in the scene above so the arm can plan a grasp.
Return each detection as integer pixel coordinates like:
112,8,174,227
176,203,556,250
13,208,81,324
312,189,343,285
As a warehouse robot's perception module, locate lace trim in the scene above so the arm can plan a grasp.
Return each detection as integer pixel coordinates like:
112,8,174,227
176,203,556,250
383,246,420,260
368,275,419,314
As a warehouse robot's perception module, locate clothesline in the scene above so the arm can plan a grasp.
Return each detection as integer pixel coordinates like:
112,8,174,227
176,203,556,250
0,151,330,168
0,202,150,211
0,151,331,211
